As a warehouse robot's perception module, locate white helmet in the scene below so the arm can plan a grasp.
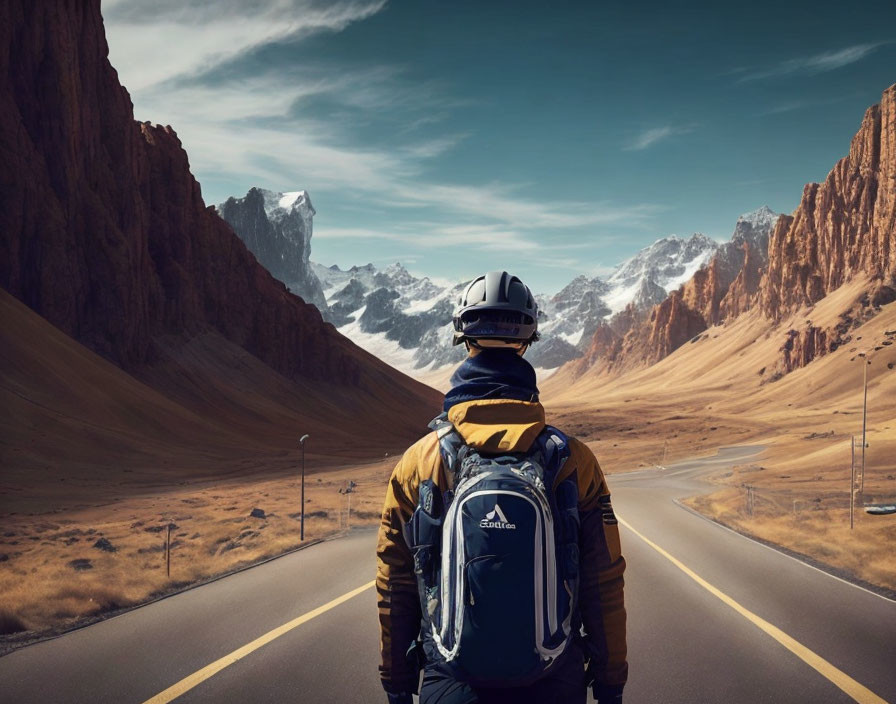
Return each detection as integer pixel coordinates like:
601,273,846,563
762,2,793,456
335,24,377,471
452,271,539,346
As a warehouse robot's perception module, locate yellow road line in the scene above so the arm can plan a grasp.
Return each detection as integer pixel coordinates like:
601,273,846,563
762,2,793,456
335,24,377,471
142,580,375,704
618,516,889,704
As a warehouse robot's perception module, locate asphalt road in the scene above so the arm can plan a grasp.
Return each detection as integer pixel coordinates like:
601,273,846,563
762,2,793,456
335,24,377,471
1,447,894,703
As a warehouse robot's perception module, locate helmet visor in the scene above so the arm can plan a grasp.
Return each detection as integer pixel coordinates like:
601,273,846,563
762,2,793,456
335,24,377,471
454,309,535,341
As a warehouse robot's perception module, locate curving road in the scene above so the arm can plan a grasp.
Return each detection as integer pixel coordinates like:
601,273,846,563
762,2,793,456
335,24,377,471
1,447,894,703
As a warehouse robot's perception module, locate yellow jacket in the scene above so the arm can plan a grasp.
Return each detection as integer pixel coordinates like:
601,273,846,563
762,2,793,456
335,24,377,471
376,398,627,693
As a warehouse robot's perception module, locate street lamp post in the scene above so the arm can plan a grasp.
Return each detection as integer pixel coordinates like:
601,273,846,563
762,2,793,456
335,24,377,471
852,351,872,503
299,434,310,541
861,357,869,496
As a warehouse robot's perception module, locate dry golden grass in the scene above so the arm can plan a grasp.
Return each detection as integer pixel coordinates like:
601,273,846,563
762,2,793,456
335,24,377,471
684,489,896,590
678,428,896,591
0,458,392,640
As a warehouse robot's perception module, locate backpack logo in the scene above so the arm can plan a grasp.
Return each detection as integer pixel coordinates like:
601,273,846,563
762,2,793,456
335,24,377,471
480,503,516,530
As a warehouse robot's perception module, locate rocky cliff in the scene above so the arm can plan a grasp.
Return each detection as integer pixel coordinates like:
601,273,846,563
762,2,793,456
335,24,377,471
0,1,438,416
761,86,896,320
574,86,895,379
216,188,330,315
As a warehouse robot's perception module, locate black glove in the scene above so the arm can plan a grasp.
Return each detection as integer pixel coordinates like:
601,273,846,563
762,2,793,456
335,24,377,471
593,682,624,704
386,693,413,704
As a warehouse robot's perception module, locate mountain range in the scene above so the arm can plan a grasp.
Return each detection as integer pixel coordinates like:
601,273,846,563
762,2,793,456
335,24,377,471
219,190,780,381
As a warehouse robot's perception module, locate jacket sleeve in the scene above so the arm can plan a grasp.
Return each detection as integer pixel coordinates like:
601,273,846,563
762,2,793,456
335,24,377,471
376,447,423,694
568,437,628,689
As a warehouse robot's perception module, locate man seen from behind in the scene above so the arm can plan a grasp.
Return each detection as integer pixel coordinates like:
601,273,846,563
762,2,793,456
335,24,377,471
377,270,627,704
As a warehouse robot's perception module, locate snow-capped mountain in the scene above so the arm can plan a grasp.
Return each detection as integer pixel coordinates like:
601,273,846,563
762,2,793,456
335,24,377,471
308,214,775,381
216,188,329,314
603,233,719,313
731,205,779,247
719,205,778,274
523,276,611,370
309,242,708,379
312,262,616,377
312,262,467,373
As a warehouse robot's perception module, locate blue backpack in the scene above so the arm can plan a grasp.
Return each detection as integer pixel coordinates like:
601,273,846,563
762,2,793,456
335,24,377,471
403,413,581,687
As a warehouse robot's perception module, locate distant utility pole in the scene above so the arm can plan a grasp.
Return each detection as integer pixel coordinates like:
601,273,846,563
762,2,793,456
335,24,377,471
662,439,668,467
166,523,172,577
850,435,856,530
299,434,310,541
861,357,869,496
339,480,356,531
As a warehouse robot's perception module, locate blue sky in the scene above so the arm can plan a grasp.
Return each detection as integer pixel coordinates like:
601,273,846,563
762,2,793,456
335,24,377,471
103,0,896,293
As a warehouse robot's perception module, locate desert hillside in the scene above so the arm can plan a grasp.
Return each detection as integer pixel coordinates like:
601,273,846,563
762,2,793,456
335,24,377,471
0,290,434,508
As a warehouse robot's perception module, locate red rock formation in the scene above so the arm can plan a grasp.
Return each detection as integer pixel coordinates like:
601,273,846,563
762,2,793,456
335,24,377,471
0,0,439,422
720,232,782,320
680,254,729,326
575,292,706,375
634,291,707,364
607,303,640,338
569,322,622,376
761,85,896,320
779,327,828,374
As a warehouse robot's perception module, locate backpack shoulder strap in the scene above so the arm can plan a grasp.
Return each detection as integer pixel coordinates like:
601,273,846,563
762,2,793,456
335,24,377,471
535,425,571,479
428,412,465,489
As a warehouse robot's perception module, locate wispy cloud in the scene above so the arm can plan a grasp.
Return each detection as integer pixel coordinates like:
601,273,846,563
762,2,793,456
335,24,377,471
383,184,658,229
316,224,544,252
104,0,658,268
626,127,674,151
757,94,850,116
735,42,886,83
103,0,389,92
314,222,646,261
759,100,812,116
624,125,693,151
400,134,471,159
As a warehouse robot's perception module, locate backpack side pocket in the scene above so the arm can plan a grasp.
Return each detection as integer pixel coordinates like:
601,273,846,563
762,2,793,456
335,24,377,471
403,479,444,587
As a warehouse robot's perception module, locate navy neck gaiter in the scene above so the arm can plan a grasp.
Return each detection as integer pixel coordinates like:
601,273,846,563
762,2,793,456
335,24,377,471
443,349,540,412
